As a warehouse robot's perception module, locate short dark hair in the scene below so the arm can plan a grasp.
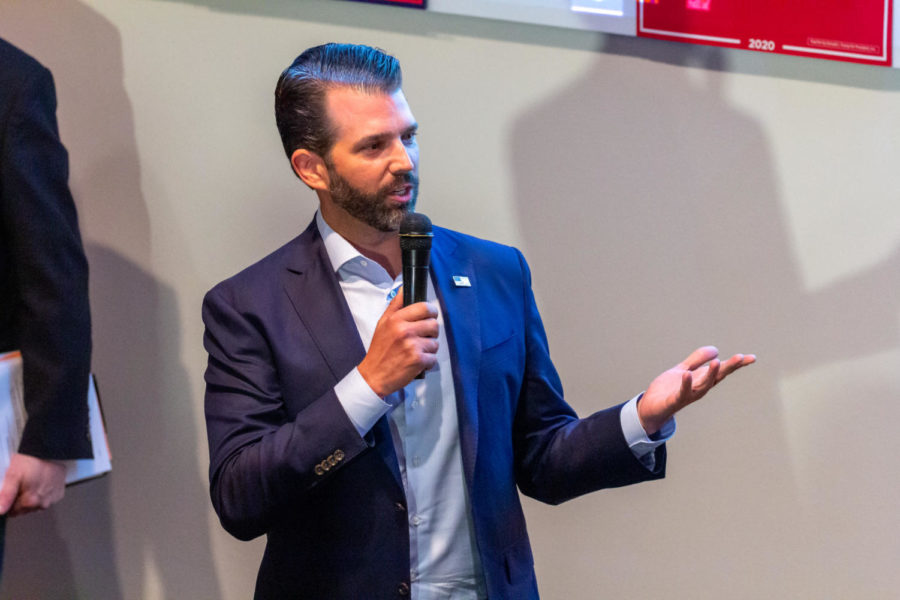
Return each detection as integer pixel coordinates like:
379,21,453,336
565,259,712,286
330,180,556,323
274,43,403,161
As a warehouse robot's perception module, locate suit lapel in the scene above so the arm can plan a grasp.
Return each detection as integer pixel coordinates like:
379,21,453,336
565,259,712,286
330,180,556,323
431,231,480,489
282,220,404,490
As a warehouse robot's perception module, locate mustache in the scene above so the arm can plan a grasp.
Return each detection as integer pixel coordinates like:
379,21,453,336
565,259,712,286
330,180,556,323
392,172,417,186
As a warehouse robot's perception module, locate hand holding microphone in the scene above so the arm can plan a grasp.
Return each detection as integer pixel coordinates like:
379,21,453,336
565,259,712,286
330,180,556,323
357,212,436,397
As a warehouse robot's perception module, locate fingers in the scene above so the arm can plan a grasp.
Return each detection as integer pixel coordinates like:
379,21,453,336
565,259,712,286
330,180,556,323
678,358,718,406
412,336,440,359
361,298,441,397
716,353,757,383
395,310,439,367
678,348,756,402
717,354,743,382
679,347,757,378
387,302,439,342
10,494,43,517
10,485,64,517
677,346,719,371
401,302,439,331
692,359,720,395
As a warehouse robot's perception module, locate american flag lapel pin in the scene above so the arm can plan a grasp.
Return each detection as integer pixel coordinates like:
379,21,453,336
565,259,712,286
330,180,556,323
452,275,471,287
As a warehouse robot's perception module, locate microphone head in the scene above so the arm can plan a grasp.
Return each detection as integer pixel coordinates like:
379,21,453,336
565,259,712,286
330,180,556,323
399,212,433,252
400,212,432,235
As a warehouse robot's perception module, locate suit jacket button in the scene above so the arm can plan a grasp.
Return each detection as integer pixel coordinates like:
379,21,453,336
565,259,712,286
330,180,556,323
314,465,325,476
394,502,406,512
398,582,410,596
334,449,345,461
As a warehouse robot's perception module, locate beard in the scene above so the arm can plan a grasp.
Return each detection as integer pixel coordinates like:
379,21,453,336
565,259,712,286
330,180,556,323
327,166,418,233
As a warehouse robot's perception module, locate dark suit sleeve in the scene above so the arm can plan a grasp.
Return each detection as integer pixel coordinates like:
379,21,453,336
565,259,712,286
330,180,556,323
0,62,92,460
202,284,371,541
510,249,665,505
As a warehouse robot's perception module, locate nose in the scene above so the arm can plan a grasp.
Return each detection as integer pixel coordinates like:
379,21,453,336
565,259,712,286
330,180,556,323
390,140,414,174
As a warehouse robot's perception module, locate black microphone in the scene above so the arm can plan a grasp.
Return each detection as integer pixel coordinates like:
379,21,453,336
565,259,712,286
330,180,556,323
399,212,433,307
399,212,433,379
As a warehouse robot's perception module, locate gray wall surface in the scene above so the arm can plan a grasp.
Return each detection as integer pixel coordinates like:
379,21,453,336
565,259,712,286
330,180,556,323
1,1,898,598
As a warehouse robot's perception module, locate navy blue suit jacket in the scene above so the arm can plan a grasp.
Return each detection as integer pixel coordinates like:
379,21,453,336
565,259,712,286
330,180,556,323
203,218,665,599
0,39,91,460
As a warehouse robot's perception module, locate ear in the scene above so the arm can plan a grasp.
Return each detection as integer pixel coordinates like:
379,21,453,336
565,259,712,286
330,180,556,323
291,149,329,191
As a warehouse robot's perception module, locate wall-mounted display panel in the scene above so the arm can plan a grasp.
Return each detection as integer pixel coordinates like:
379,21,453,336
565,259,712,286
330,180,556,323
638,0,892,66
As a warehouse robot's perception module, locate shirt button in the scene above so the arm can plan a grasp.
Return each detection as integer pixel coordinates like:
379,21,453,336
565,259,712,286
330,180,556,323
412,456,421,467
410,515,421,527
360,259,368,267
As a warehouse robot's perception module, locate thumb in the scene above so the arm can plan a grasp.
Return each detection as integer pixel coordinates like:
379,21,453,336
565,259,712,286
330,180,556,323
680,370,693,400
0,468,22,515
383,286,405,315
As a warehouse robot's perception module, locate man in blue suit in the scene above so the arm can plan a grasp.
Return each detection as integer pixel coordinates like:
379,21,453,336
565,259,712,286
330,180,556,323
202,43,754,599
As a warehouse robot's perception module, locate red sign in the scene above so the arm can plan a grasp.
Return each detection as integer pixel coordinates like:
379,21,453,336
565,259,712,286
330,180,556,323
637,0,892,66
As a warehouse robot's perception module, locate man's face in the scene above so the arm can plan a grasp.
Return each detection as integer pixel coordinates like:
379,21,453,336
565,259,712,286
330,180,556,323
325,87,419,232
321,87,419,233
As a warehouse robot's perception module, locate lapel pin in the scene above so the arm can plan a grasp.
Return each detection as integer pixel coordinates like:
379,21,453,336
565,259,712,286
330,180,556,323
452,275,471,287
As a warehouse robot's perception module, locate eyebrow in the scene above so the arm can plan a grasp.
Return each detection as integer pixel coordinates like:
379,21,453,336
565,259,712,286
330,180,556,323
352,123,418,152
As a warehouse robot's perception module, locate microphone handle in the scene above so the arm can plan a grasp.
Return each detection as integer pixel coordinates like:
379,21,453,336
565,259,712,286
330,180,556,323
402,252,430,380
402,264,429,307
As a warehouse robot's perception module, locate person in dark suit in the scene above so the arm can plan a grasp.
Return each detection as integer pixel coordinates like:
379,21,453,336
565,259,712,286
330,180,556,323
0,38,92,569
202,43,754,599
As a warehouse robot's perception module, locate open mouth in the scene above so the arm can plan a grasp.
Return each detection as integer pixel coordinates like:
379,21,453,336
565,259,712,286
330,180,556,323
388,184,413,201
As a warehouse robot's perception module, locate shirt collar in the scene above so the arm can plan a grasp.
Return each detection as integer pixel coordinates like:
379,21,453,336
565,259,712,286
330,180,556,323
316,210,363,273
315,210,394,284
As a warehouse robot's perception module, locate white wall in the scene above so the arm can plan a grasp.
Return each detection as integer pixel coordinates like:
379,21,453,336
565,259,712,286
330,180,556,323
1,1,898,598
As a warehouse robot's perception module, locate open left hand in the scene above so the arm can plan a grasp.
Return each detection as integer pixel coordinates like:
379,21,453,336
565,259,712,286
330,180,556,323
638,346,756,435
0,453,67,517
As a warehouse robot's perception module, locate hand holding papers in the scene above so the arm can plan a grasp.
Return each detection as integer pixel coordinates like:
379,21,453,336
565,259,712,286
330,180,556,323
0,351,111,486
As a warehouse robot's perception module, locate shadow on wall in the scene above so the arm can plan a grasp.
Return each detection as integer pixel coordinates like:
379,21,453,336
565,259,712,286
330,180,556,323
511,34,900,598
0,2,222,598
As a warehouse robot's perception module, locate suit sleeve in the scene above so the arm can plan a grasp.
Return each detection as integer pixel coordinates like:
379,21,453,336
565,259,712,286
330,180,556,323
0,63,92,460
202,284,371,541
510,249,665,505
